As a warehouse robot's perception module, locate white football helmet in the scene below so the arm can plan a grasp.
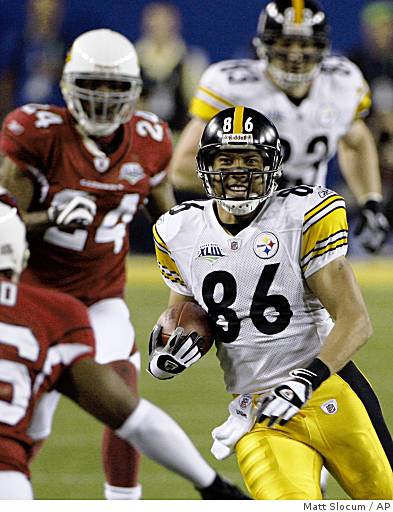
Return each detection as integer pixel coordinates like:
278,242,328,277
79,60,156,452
0,190,29,278
61,29,143,137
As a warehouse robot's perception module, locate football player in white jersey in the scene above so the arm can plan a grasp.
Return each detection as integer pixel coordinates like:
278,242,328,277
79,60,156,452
169,0,390,253
149,106,393,499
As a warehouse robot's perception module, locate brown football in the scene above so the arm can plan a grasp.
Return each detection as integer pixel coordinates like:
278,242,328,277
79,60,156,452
157,302,215,356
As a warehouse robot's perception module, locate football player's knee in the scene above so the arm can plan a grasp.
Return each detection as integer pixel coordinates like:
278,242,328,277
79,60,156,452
350,473,393,500
253,487,321,500
247,475,322,500
107,360,139,394
237,440,322,500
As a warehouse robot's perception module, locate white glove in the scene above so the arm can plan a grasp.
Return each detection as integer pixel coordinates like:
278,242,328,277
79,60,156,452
258,359,331,427
48,195,96,226
148,326,203,380
211,394,260,460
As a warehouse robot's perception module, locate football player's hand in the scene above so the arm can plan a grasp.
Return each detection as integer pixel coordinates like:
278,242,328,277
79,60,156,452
48,195,97,227
258,368,316,427
354,199,390,253
148,325,203,380
211,394,261,460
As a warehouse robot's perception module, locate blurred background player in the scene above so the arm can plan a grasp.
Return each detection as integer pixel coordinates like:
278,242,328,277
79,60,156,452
169,0,390,254
131,1,210,253
0,192,240,499
149,106,393,499
0,0,66,124
348,1,393,230
0,29,248,500
135,1,209,136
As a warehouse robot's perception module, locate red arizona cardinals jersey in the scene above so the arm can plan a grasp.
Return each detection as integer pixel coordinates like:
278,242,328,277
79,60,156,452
0,278,95,476
0,105,172,305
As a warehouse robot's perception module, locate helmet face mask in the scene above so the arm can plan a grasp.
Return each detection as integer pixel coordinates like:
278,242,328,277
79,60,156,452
253,1,330,95
197,107,282,216
61,29,143,137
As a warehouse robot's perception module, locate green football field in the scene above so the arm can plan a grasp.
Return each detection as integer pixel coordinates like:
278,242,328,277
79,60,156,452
30,256,393,500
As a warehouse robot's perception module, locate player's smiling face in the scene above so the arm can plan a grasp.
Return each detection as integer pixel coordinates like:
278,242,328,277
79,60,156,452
211,150,266,199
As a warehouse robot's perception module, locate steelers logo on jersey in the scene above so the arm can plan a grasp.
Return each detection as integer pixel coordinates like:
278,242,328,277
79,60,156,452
253,232,279,259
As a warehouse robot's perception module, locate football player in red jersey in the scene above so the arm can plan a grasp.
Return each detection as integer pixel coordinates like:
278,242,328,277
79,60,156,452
0,30,248,500
0,193,247,499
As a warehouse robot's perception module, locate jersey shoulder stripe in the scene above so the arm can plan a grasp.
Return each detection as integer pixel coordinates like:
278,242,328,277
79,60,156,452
190,85,234,121
301,231,348,273
303,194,345,232
301,193,348,276
355,86,372,119
153,223,186,287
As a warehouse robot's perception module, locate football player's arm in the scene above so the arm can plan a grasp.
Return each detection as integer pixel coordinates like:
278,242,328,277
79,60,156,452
168,117,206,194
168,289,195,306
338,119,389,252
145,178,177,223
258,255,372,427
338,118,382,204
0,156,96,233
56,357,138,429
58,356,214,474
306,255,373,374
0,156,49,229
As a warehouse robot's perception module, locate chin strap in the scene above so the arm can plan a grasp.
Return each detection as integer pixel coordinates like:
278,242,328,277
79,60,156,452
217,198,263,216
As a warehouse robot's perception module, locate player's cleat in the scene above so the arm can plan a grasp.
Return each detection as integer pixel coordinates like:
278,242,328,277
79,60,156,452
197,474,251,500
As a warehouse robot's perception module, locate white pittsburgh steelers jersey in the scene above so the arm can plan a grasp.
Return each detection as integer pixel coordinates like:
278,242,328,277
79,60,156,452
153,186,348,394
190,56,371,187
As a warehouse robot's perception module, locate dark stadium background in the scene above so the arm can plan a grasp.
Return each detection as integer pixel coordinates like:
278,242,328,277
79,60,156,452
2,0,372,67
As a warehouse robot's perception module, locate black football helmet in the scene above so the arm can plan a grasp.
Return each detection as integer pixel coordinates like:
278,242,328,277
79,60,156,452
197,106,282,216
253,0,330,92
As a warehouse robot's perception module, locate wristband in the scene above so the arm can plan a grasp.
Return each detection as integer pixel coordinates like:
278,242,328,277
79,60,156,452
306,358,331,390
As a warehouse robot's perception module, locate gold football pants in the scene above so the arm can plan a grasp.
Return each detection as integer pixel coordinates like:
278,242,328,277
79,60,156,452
236,362,393,499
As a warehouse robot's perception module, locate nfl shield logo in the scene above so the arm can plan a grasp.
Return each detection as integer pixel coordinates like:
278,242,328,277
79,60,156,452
94,156,110,173
321,399,338,415
228,238,241,251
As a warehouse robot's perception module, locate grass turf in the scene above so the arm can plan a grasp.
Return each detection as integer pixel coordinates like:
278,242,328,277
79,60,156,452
30,256,393,499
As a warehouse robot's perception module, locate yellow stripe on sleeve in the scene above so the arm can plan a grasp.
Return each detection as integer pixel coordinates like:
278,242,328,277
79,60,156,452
190,97,220,122
302,208,348,260
304,194,344,225
355,90,372,119
189,85,234,121
152,223,169,252
153,224,186,287
198,86,234,107
301,237,348,272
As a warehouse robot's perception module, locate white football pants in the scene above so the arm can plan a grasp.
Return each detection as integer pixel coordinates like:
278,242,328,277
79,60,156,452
0,471,33,499
28,297,139,440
